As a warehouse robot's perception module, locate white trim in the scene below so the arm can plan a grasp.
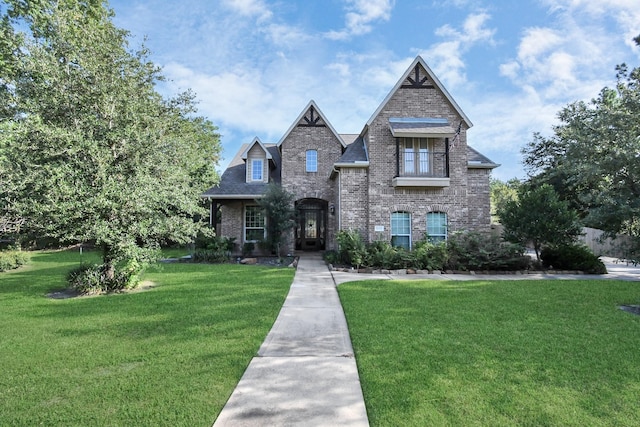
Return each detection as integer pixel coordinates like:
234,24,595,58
241,137,272,160
366,56,472,129
244,205,266,242
391,211,412,250
277,100,346,148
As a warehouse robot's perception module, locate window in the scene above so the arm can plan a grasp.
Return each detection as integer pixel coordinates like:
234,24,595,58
245,206,265,241
251,159,263,181
391,212,411,249
306,150,318,172
427,212,448,242
403,138,430,175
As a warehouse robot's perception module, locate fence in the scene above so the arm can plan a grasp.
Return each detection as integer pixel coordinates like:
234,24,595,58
490,225,633,259
578,227,633,258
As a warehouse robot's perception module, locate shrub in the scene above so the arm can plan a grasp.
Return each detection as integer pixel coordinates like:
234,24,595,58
192,236,235,263
66,263,108,294
541,244,607,274
66,258,148,294
413,239,447,271
336,229,366,268
0,250,29,272
323,250,340,266
367,243,415,270
446,231,530,271
242,242,255,257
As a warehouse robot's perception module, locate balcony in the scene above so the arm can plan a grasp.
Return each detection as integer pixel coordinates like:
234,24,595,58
392,151,450,188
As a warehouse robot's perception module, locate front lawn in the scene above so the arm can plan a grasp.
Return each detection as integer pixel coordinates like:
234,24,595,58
339,279,640,426
0,250,293,426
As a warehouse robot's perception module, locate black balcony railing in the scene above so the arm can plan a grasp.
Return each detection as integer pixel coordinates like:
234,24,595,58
399,151,449,178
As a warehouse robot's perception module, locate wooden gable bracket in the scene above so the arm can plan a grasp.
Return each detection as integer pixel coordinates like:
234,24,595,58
299,105,326,127
401,64,435,89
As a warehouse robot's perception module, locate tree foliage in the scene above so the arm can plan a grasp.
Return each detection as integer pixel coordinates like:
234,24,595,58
498,184,582,260
522,35,640,256
490,177,521,223
257,184,295,258
0,0,221,282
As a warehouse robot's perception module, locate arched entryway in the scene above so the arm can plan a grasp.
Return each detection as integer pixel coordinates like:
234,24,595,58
295,198,327,250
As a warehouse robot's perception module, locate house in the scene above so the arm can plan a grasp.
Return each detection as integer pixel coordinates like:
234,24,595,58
203,56,499,254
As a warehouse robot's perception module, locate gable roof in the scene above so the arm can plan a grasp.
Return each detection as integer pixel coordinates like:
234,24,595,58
277,100,346,148
202,143,281,199
366,56,473,129
241,136,272,160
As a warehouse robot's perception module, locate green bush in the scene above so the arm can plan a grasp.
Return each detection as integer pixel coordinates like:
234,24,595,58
0,250,30,272
446,231,530,271
66,258,147,294
336,229,366,268
540,244,607,274
413,239,447,271
332,230,530,271
192,236,235,263
370,244,414,270
323,250,341,266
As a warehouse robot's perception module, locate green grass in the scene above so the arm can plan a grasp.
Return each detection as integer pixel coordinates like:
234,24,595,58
0,250,294,426
339,279,640,426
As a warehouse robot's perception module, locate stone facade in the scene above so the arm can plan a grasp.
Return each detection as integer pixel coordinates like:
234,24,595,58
203,56,498,254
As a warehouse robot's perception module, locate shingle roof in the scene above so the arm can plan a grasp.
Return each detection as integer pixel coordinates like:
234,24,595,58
467,146,499,169
336,136,368,164
202,144,281,199
389,117,457,138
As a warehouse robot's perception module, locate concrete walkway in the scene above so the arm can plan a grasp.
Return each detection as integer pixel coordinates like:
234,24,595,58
213,252,369,427
213,253,638,426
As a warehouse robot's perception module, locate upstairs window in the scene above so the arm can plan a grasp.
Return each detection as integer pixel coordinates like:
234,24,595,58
306,150,318,172
403,137,430,175
391,211,411,249
245,206,265,241
426,212,448,242
251,159,263,181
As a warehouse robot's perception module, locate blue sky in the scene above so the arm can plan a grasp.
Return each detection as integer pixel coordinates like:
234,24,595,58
109,0,640,180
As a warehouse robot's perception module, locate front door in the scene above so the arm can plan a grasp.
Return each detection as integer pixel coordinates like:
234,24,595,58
296,199,327,250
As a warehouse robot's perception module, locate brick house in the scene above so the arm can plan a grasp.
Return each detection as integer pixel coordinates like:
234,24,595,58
203,56,498,254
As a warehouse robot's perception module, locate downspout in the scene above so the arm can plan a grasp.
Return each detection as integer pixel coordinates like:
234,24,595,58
333,167,341,231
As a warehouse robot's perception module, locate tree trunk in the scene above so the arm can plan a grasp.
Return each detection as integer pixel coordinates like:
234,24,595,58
102,244,116,281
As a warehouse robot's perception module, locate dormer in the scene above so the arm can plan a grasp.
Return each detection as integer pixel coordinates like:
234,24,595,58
241,137,273,183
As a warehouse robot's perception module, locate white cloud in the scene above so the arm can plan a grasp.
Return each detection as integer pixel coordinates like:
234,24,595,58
221,0,273,22
499,2,636,104
325,0,395,40
423,12,495,88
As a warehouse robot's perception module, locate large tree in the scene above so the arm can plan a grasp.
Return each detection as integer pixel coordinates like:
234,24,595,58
0,0,221,279
522,36,640,258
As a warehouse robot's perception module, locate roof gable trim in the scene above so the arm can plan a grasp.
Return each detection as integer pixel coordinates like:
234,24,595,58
277,100,346,148
241,137,272,160
366,56,473,129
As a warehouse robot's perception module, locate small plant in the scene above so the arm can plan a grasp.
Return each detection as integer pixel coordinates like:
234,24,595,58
66,261,147,294
336,229,366,269
413,238,447,271
192,236,235,263
242,242,255,257
323,250,340,266
0,249,29,272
